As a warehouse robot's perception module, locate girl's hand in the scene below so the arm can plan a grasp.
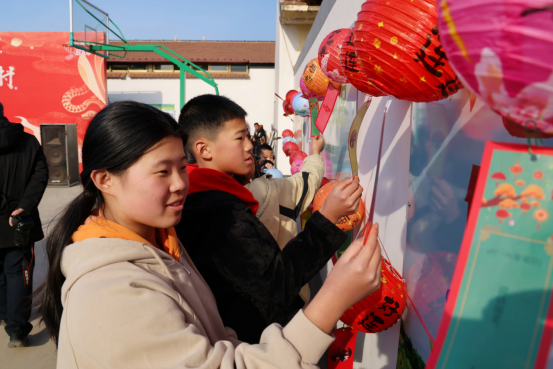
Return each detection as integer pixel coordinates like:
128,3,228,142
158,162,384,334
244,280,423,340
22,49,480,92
319,177,363,224
312,136,325,155
304,224,382,334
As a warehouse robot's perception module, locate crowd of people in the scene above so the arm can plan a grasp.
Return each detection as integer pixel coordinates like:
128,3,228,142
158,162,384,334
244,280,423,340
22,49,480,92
0,96,382,368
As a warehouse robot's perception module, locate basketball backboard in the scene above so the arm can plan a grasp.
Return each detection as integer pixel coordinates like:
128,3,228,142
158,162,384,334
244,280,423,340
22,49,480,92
69,0,127,58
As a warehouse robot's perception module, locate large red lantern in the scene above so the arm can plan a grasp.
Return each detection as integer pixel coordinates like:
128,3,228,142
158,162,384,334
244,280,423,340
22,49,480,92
340,29,385,97
354,0,461,102
341,259,406,333
313,181,365,231
289,150,308,165
318,29,351,84
283,141,299,157
302,58,335,97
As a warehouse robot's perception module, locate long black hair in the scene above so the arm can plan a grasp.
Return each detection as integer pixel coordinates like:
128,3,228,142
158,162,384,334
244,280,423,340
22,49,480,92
36,101,186,345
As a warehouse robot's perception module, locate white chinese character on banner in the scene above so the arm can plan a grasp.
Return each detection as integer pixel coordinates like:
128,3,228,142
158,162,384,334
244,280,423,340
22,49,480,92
0,66,15,89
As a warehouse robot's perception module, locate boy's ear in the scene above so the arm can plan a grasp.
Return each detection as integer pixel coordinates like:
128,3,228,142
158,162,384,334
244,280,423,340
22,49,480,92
194,138,212,161
90,169,116,197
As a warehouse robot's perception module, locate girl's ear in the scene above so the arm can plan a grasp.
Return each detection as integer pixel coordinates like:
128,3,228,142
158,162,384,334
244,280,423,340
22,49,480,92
90,169,116,197
195,139,212,161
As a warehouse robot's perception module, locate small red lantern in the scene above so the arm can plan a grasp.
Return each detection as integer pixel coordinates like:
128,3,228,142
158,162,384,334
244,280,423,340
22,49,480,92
354,0,461,102
283,101,294,115
282,129,294,138
289,151,308,165
318,29,351,84
283,142,299,157
285,89,299,102
340,29,385,97
341,259,406,333
313,180,365,231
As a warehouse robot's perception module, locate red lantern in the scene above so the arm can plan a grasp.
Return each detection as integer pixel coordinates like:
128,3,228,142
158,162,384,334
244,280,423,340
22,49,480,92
354,0,461,102
283,142,299,157
313,181,365,231
282,129,294,138
341,259,406,333
289,151,308,165
283,101,294,115
302,58,339,97
285,89,299,102
318,29,351,84
340,29,385,97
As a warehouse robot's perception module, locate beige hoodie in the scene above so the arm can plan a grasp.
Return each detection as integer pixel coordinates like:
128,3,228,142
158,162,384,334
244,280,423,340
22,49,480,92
58,238,334,368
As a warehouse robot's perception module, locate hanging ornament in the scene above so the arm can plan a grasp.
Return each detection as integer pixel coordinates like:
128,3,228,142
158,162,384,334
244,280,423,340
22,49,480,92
292,93,310,117
291,159,304,175
283,100,294,116
285,89,299,102
318,29,351,84
289,150,308,165
340,29,385,97
341,259,407,333
354,0,461,102
438,0,553,134
282,129,294,138
327,327,357,369
282,136,295,145
313,180,365,231
302,58,338,97
300,77,323,101
283,141,299,157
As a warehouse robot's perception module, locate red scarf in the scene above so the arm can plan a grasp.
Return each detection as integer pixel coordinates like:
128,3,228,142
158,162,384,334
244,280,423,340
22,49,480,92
187,164,259,216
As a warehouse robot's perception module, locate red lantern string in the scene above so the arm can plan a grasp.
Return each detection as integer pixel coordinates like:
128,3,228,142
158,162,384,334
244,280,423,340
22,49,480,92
353,0,461,102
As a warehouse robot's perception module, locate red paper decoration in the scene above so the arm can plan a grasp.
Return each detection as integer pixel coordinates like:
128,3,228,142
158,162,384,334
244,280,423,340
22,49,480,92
289,151,308,165
327,327,357,369
318,29,351,84
341,259,406,333
302,58,338,97
282,129,294,138
354,0,461,102
313,181,365,231
282,142,299,157
340,29,385,97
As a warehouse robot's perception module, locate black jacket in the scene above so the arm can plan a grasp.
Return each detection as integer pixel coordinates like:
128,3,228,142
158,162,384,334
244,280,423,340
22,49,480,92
0,115,48,248
175,190,347,343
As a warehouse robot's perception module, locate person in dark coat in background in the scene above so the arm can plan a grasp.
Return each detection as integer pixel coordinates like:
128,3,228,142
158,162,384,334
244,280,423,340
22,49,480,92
0,102,48,347
251,123,266,148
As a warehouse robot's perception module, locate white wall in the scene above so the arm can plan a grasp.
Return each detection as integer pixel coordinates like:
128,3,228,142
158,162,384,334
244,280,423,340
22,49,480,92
274,1,313,174
106,65,275,135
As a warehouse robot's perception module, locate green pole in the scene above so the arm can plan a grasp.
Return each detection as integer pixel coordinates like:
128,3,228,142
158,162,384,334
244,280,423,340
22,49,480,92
180,68,185,110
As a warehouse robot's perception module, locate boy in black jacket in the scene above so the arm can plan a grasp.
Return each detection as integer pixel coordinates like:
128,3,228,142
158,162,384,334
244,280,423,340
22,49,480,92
175,95,363,343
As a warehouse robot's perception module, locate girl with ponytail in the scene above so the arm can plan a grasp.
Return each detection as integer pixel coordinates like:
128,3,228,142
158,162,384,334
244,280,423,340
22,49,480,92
37,101,382,369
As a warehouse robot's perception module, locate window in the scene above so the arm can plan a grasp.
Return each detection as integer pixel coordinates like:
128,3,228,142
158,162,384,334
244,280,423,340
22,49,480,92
129,64,148,72
231,64,248,73
209,65,228,72
111,64,129,71
154,64,174,72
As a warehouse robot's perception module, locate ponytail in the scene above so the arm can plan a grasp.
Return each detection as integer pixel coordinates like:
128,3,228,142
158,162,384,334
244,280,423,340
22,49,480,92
35,101,185,345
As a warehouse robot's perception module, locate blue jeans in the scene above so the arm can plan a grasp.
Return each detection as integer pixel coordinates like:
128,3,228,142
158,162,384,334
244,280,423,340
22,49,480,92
0,245,34,336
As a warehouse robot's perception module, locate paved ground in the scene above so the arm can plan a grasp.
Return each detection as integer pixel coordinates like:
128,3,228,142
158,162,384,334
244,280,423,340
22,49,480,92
1,186,81,369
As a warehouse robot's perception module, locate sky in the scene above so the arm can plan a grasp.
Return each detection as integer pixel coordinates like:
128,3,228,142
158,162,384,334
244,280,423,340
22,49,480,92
1,0,277,41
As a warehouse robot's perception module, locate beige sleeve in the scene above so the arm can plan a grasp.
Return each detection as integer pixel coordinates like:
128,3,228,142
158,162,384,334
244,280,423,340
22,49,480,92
281,154,324,215
60,264,333,369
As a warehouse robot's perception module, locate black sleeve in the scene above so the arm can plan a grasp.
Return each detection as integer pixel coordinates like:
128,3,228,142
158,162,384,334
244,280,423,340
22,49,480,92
209,210,347,307
18,139,49,213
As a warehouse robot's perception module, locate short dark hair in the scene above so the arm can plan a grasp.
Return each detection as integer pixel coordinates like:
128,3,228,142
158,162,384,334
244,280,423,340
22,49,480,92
255,143,273,156
254,123,259,126
0,102,4,117
178,94,247,162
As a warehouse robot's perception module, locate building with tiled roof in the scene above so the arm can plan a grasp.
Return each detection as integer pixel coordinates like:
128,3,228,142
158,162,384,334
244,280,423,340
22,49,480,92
106,40,275,134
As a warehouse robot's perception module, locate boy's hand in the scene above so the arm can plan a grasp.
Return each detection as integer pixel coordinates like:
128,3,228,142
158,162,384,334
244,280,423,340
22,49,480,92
312,136,325,155
304,224,382,334
319,177,363,224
